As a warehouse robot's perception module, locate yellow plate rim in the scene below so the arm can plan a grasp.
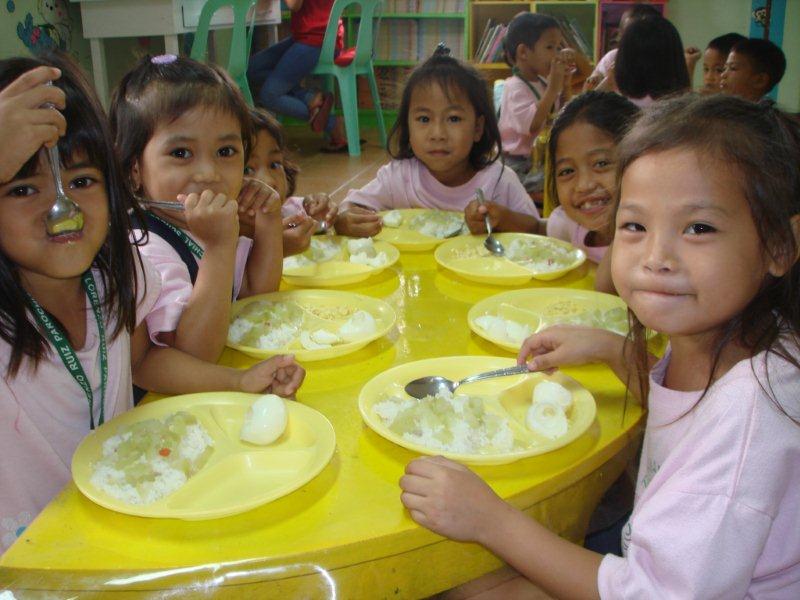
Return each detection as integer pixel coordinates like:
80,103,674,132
434,233,586,285
72,392,337,520
358,356,597,465
227,289,397,361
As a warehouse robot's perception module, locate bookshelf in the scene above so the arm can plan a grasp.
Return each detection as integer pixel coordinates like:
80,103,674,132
343,1,469,111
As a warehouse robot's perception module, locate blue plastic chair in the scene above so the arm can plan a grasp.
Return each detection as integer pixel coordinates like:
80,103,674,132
190,0,258,106
311,0,386,156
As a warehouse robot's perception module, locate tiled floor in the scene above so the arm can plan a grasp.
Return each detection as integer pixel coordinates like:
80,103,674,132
283,125,387,201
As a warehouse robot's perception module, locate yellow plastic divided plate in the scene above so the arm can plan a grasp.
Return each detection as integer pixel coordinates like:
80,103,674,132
359,356,596,465
468,288,630,353
72,392,336,519
375,209,465,251
282,236,399,287
227,289,396,361
434,233,586,286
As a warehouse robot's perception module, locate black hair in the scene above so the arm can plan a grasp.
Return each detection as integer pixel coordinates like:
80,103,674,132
547,91,640,208
388,52,502,171
0,52,142,376
730,37,787,92
249,107,299,197
616,94,800,409
615,15,691,100
503,13,560,63
623,4,661,21
110,55,253,193
707,32,746,56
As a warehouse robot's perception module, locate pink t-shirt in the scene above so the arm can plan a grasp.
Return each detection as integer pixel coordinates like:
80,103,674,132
546,206,608,263
0,256,161,553
135,228,252,345
499,74,552,157
592,48,617,79
598,347,800,598
281,196,307,219
342,158,539,218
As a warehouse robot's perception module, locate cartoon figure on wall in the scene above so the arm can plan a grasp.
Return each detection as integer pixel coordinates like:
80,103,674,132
11,0,72,52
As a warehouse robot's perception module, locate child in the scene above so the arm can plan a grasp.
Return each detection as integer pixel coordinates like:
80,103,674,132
0,54,304,553
614,15,691,108
587,3,661,89
111,56,283,364
546,91,639,266
499,13,573,193
400,94,800,598
698,32,745,94
721,37,786,102
243,108,337,256
336,49,542,238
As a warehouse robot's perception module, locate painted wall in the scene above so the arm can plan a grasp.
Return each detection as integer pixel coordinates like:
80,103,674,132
669,0,799,111
0,0,91,67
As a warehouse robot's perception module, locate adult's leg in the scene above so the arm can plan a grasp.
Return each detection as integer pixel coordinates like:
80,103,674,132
257,41,322,122
247,36,295,95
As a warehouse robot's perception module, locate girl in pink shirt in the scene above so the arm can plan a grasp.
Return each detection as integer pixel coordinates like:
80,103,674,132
400,95,800,598
337,47,543,238
0,54,304,554
546,91,639,294
111,56,283,365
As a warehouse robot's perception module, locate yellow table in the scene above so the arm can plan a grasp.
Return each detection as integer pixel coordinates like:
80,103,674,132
0,252,643,598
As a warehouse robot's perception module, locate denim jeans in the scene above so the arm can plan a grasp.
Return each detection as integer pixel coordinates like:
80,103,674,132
247,36,334,133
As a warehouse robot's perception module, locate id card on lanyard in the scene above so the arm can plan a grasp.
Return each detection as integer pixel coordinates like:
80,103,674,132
26,271,108,429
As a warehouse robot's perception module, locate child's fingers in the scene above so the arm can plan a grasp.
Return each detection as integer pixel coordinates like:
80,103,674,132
32,123,63,148
399,473,430,495
400,490,428,511
408,508,430,527
2,66,61,99
19,83,66,111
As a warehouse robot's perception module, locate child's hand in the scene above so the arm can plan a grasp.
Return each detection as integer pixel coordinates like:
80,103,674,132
282,214,316,256
239,176,281,219
464,199,509,234
583,73,602,92
517,325,622,373
238,354,305,397
334,204,382,237
548,56,568,93
0,66,66,184
400,456,504,543
183,190,239,249
684,46,701,70
303,192,338,228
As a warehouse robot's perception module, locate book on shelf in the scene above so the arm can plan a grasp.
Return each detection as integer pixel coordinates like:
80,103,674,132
474,22,507,63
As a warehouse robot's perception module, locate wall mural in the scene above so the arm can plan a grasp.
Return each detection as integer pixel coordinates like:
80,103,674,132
7,0,72,53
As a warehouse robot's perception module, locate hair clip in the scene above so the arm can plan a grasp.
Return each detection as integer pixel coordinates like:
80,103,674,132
151,54,178,65
433,42,451,57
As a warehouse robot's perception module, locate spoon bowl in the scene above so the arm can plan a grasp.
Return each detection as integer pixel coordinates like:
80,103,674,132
476,189,504,256
404,364,529,399
45,145,84,237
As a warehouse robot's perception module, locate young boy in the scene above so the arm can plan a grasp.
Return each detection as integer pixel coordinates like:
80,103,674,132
720,37,786,101
499,13,573,194
699,33,746,94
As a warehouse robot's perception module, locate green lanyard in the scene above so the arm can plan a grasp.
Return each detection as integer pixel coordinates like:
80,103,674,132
512,67,547,101
26,271,108,429
147,211,204,259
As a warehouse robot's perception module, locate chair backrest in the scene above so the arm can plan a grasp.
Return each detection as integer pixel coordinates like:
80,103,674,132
318,0,384,71
190,0,258,99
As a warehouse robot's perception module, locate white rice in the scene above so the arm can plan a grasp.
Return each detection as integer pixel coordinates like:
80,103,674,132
257,323,300,350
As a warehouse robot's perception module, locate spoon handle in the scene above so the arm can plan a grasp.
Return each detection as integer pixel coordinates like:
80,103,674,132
46,144,67,198
476,189,492,236
459,364,529,387
143,200,185,212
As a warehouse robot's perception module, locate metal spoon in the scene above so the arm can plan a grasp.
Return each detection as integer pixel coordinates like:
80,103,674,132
142,200,185,212
404,364,529,400
43,83,84,237
476,189,504,256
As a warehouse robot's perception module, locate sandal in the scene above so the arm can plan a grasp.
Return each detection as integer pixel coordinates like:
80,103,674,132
309,93,334,133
